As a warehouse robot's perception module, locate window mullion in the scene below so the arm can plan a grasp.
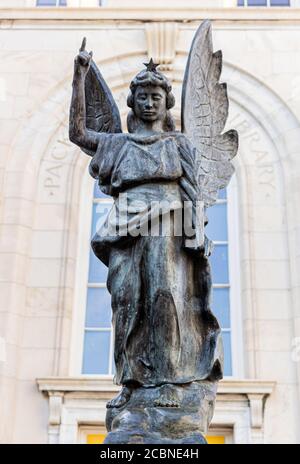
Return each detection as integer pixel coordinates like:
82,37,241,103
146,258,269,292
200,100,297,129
87,282,107,288
85,327,111,332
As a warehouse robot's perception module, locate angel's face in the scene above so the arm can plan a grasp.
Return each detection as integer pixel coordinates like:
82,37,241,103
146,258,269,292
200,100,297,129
133,85,167,123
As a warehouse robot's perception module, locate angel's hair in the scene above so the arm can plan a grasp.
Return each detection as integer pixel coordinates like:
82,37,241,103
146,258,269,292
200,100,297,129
127,68,176,133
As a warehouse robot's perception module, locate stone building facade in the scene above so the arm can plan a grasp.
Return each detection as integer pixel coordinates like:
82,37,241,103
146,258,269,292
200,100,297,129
0,0,300,444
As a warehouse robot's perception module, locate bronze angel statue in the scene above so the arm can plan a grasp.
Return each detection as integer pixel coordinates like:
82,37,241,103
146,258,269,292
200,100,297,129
69,20,238,444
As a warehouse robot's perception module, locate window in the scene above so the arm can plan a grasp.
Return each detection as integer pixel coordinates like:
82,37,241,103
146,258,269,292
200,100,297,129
80,182,238,378
206,189,232,376
82,183,114,375
36,0,67,6
238,0,290,5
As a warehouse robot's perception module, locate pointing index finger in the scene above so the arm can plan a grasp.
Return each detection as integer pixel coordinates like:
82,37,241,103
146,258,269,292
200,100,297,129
79,37,86,52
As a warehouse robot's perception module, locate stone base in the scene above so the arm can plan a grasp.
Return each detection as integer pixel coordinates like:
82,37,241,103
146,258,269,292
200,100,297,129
104,381,217,444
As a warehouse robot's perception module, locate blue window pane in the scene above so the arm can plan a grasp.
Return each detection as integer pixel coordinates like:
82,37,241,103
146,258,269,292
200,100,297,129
88,249,108,283
82,331,110,374
94,182,110,199
212,287,230,328
218,188,227,200
37,0,67,5
237,0,245,5
247,0,267,5
222,331,232,376
86,288,112,328
206,203,228,242
210,244,229,284
91,202,112,236
270,0,290,5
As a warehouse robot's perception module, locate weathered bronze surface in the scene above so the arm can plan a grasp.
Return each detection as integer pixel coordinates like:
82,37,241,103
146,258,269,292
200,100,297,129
69,21,238,444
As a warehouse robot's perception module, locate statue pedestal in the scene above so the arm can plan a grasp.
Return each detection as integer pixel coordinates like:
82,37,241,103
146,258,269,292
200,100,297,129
104,381,217,444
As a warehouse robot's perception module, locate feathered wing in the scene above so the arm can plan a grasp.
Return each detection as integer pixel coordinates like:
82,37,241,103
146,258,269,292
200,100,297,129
82,61,122,156
181,20,238,208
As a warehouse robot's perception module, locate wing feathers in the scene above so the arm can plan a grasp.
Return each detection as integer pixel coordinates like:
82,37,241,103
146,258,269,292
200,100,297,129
82,61,122,156
207,51,222,92
181,20,238,208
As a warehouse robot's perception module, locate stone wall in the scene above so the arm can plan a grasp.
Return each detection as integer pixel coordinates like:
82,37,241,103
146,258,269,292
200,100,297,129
0,4,300,443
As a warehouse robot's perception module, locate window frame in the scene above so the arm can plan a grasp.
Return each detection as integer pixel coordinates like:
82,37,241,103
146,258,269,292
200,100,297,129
82,192,114,376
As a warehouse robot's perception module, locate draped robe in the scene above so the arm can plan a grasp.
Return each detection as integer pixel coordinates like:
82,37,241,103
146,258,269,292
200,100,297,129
89,131,223,387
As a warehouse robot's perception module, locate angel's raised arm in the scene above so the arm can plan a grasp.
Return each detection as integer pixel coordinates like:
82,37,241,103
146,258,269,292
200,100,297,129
69,38,122,157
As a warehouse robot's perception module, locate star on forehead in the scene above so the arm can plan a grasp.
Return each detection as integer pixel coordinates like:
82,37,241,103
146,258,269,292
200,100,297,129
143,58,160,72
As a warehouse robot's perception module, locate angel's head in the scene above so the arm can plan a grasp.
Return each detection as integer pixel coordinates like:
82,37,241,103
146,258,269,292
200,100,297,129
127,59,175,133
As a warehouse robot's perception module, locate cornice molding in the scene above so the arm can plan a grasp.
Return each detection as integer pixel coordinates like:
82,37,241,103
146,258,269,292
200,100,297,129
37,376,275,396
37,377,275,442
0,7,300,23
